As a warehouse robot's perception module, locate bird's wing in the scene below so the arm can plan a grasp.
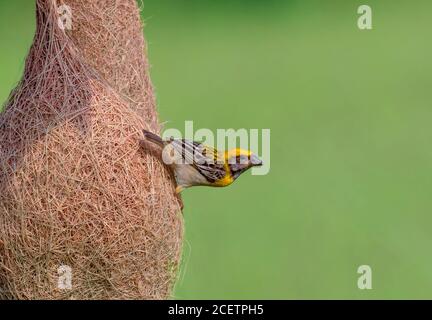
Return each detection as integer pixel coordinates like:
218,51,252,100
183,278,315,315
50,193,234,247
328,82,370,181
171,139,227,183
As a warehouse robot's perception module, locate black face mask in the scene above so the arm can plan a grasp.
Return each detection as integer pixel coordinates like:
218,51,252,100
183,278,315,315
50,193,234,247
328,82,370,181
229,154,262,179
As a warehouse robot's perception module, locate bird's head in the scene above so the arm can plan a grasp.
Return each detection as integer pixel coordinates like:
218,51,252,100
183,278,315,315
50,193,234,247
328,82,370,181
225,148,262,179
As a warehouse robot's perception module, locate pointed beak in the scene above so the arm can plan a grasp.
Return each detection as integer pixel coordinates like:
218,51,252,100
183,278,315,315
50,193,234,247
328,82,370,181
250,154,263,166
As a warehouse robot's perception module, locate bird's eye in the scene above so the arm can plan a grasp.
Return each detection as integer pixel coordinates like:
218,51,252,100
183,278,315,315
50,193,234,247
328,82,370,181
239,155,249,164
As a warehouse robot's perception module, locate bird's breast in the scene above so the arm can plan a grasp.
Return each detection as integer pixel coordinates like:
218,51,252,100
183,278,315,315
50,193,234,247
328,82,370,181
173,164,209,187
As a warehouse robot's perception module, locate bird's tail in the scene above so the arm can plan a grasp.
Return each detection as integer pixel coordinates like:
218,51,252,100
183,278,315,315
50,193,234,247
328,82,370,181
142,130,164,147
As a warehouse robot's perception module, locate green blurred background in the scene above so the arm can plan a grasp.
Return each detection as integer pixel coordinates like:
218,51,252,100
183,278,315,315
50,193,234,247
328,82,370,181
1,0,432,299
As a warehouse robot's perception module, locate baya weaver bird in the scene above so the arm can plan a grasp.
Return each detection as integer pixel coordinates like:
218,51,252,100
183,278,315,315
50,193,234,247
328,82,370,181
141,130,262,193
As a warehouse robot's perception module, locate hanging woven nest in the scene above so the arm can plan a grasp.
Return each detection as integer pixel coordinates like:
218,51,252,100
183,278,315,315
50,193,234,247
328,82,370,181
0,0,183,299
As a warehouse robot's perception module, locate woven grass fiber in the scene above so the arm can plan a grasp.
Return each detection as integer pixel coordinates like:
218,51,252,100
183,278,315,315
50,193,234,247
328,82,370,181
0,0,183,299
